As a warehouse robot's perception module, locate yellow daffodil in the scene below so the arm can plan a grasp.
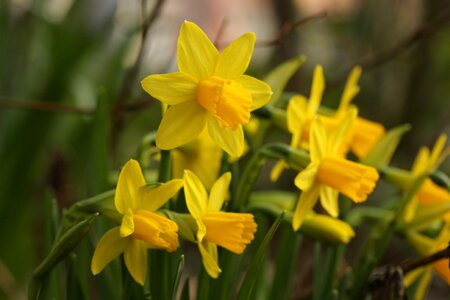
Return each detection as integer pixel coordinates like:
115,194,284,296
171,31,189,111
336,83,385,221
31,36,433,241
404,222,450,299
270,65,327,181
292,109,379,230
271,65,385,182
335,66,385,158
183,170,257,278
91,160,183,285
172,130,222,189
404,133,450,222
141,21,272,157
271,67,385,182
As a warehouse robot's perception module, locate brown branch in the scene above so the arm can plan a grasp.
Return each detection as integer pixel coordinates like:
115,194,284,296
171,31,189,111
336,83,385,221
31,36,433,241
358,10,450,71
0,96,155,115
213,18,229,49
256,11,327,47
401,242,450,274
329,9,450,86
111,0,165,151
0,97,93,115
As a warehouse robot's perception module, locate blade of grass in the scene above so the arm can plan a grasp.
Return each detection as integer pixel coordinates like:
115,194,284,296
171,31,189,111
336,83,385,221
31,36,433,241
236,211,285,300
171,255,185,300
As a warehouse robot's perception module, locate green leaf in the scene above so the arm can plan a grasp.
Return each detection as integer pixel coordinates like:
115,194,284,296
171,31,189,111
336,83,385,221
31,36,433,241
29,213,99,300
251,56,306,148
171,255,185,300
265,55,306,108
236,211,285,300
67,254,87,300
362,124,411,167
269,224,302,300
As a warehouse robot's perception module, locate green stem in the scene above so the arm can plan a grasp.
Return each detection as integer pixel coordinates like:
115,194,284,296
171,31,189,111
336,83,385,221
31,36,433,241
313,242,323,300
158,150,172,182
349,174,427,300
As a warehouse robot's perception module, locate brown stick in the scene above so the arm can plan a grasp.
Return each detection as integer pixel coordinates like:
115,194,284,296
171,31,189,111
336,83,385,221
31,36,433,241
0,97,93,115
111,0,165,151
401,243,450,274
256,11,327,47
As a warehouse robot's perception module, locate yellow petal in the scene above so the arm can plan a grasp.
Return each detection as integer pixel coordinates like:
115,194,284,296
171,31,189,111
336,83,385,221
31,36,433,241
124,238,148,286
177,21,218,80
207,117,244,158
270,160,287,182
287,95,308,134
307,65,325,117
208,172,232,211
320,186,339,217
403,195,418,222
329,107,357,154
415,267,432,300
141,72,198,105
198,240,221,278
236,75,272,110
215,33,255,79
120,212,134,237
337,66,361,116
141,179,184,211
115,159,146,214
183,170,208,219
91,227,127,275
294,162,319,191
433,258,450,284
404,267,425,287
412,147,430,176
430,133,447,170
310,119,327,162
293,183,320,230
156,101,207,150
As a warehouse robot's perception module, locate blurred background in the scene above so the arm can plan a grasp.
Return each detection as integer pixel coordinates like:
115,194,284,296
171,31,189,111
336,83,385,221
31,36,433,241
0,0,449,299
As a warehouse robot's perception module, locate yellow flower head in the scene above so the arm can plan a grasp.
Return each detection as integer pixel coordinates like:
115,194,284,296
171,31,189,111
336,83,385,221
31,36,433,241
405,222,450,297
141,21,273,157
91,160,183,285
172,130,222,189
292,109,379,230
335,66,386,158
183,170,257,278
404,134,450,222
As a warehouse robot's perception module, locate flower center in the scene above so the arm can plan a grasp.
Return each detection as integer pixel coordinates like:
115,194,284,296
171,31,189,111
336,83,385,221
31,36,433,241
317,157,379,202
132,210,179,252
197,76,252,130
202,211,257,254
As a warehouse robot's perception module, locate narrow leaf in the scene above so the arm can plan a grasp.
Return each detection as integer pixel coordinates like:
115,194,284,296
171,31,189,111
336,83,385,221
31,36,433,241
362,124,411,167
236,211,285,300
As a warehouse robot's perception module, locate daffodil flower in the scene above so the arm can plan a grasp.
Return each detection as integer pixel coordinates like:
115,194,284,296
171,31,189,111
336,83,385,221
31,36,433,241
404,133,450,222
172,130,222,189
335,66,385,158
91,160,183,285
183,170,257,278
271,66,385,182
404,222,450,299
270,65,326,181
141,21,272,157
292,109,379,230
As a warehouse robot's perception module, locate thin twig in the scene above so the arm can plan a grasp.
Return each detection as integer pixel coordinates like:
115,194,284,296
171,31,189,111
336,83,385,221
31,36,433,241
0,96,155,115
111,0,165,150
256,11,327,47
213,18,229,49
401,243,450,274
331,9,450,85
0,97,93,115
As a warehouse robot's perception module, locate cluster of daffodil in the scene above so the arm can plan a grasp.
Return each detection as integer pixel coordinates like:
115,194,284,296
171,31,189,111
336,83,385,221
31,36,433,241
31,20,449,300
